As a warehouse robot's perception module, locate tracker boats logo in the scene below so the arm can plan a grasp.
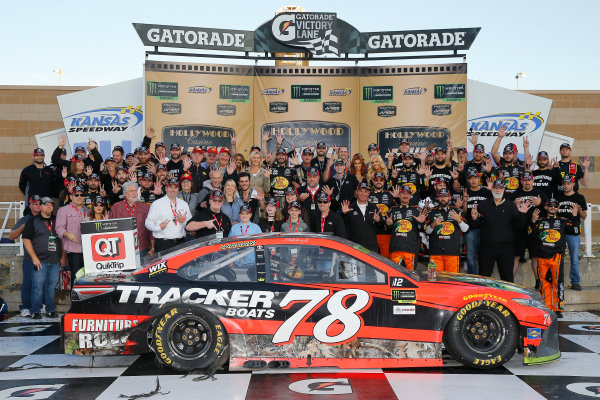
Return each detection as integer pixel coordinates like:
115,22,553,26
65,106,143,133
162,102,181,115
269,101,289,113
271,12,339,55
323,101,342,113
467,112,544,137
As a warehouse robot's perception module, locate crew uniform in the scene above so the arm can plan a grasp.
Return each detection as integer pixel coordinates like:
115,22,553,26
532,151,560,198
463,173,493,275
494,145,525,196
387,196,422,270
270,153,298,199
391,158,426,205
368,174,396,258
531,204,575,313
557,158,585,193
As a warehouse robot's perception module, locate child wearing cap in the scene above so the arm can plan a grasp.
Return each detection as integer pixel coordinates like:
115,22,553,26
280,201,309,233
229,203,262,238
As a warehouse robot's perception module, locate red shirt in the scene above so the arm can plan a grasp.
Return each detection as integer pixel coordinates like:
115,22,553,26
109,200,152,252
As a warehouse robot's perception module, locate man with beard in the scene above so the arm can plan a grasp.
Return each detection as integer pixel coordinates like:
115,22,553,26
186,190,232,239
166,143,185,178
296,148,315,186
270,147,299,200
139,172,163,204
556,143,590,193
390,138,420,170
201,147,219,170
461,169,492,275
109,166,128,204
490,125,525,196
369,171,396,258
111,145,126,168
152,141,169,165
198,169,224,209
341,182,378,252
530,198,576,317
510,171,547,281
188,147,209,191
556,175,587,291
387,185,427,270
459,143,492,188
311,141,330,176
426,188,469,273
82,173,105,209
56,185,88,286
390,153,427,205
311,192,346,237
324,158,358,212
19,148,54,207
238,172,260,223
429,147,455,192
131,147,154,181
470,179,531,282
533,151,561,198
297,167,322,228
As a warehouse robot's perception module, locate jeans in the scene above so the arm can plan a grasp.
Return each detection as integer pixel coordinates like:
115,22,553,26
31,262,60,314
565,234,581,285
67,252,84,286
20,259,34,311
464,228,480,275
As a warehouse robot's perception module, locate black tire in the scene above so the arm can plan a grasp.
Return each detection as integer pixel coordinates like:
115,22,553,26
444,300,519,369
151,305,229,372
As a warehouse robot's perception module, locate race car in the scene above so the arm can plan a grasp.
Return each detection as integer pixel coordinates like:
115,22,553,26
62,233,559,372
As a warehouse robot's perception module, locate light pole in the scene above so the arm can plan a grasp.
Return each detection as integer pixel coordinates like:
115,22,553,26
515,72,526,90
53,68,63,85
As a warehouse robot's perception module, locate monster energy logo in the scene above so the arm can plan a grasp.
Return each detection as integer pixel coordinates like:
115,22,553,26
219,85,250,103
433,84,465,102
291,85,321,102
95,222,102,231
146,81,178,99
363,86,393,103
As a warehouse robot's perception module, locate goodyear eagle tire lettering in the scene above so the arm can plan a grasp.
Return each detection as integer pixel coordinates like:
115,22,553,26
444,300,518,369
151,305,230,372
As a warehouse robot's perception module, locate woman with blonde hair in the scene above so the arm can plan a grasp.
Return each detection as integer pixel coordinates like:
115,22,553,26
366,154,389,186
245,150,271,197
221,179,244,225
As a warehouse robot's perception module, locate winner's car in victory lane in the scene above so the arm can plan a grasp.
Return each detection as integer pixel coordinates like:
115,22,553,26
62,234,559,372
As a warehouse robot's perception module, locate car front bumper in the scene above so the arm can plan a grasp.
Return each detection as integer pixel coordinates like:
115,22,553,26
523,317,560,365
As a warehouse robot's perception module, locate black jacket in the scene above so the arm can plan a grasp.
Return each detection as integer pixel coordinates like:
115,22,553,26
51,146,103,173
19,164,54,201
470,198,526,246
341,201,378,252
310,211,346,238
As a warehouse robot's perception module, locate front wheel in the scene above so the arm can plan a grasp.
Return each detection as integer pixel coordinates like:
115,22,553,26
444,300,519,369
151,305,229,372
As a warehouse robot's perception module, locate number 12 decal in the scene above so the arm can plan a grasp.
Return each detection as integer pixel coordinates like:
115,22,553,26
272,289,371,345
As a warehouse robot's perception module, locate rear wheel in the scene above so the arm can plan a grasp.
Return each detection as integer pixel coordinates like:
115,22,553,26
444,300,518,369
151,305,229,372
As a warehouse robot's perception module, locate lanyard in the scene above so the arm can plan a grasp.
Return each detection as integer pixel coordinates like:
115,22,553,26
170,200,178,225
240,224,250,235
267,219,275,232
288,220,299,233
320,213,329,233
43,219,53,233
308,186,319,203
70,204,85,221
125,202,137,217
213,214,223,231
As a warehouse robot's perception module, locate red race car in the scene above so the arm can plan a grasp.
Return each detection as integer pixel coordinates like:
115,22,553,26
62,233,559,371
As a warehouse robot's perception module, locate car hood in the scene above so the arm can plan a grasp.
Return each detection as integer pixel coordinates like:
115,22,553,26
418,271,535,297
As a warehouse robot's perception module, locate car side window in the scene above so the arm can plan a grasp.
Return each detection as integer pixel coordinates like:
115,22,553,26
177,246,257,282
265,245,385,284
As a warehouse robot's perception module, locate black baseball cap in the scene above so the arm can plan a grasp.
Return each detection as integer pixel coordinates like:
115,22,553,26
88,173,99,180
155,142,165,149
302,148,314,155
170,143,181,150
373,171,386,180
104,157,115,163
368,143,378,151
75,146,86,153
142,172,154,181
503,143,517,155
492,179,505,188
92,196,105,205
33,148,45,156
456,147,467,153
40,197,54,205
521,171,534,181
240,203,252,213
400,184,412,193
437,188,451,197
400,138,410,145
288,201,301,210
71,185,85,193
156,164,167,171
267,197,279,207
547,197,560,206
317,192,330,203
276,147,287,155
138,146,148,154
560,143,571,150
357,182,370,190
29,194,42,204
316,141,327,149
167,177,179,186
116,166,126,172
403,153,414,159
473,144,485,152
334,158,345,166
435,147,446,153
113,145,124,153
284,187,297,195
126,153,134,159
537,151,549,159
562,174,575,183
307,166,320,176
210,189,224,199
466,169,479,178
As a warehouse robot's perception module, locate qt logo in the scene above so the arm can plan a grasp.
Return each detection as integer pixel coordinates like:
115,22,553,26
92,233,125,261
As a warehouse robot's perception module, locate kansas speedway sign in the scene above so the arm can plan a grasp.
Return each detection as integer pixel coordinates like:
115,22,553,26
133,18,479,56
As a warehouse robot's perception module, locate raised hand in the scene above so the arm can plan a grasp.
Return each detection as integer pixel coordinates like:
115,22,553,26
146,127,156,139
87,138,97,150
263,167,271,178
498,124,507,138
158,155,167,165
176,210,186,223
322,185,334,196
153,181,163,195
391,168,398,179
226,162,236,175
183,158,192,172
423,165,432,178
454,194,464,209
517,200,532,213
450,167,459,180
149,162,157,175
59,134,66,147
469,130,478,146
457,161,465,172
571,204,580,217
262,131,270,143
449,209,462,222
159,219,171,230
582,156,591,169
298,192,309,202
483,157,493,173
128,171,137,183
265,152,275,165
340,200,352,214
112,181,120,194
61,166,68,179
390,185,400,198
99,184,107,197
230,132,237,146
533,195,542,206
531,208,540,223
373,208,381,222
276,132,284,146
431,216,443,228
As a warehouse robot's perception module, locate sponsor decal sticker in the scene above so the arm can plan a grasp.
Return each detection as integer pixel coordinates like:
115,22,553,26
393,305,416,315
566,382,600,397
0,385,64,399
220,85,250,103
91,233,125,262
289,378,352,395
568,324,600,332
271,12,339,55
269,101,288,113
147,81,178,99
188,85,212,94
161,102,181,115
468,112,544,138
322,101,342,113
148,261,168,276
462,293,507,303
291,85,321,102
391,289,417,303
527,328,541,339
216,104,236,116
403,86,427,95
433,84,465,102
363,86,393,103
377,105,396,117
432,104,451,116
221,240,256,250
329,88,352,96
65,106,143,133
261,87,285,95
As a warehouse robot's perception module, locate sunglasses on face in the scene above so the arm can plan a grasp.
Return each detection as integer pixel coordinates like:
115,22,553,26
94,203,105,207
547,204,559,208
71,193,84,198
317,200,329,204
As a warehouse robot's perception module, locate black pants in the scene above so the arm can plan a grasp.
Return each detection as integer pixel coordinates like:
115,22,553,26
155,238,185,253
478,244,514,282
67,252,84,286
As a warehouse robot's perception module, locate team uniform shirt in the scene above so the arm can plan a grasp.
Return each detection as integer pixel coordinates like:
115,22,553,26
494,162,525,195
140,189,163,205
166,159,184,178
391,154,421,170
510,187,547,221
556,192,587,235
341,200,378,252
187,209,232,239
388,205,422,254
532,168,560,198
465,187,493,222
429,166,453,187
82,190,102,209
325,174,358,211
270,163,298,198
531,216,575,259
460,162,488,187
426,206,466,256
145,196,191,240
310,212,346,237
557,161,585,192
295,164,312,186
311,157,329,177
391,169,425,205
133,164,153,181
368,189,396,234
229,222,262,237
188,164,210,192
19,164,54,201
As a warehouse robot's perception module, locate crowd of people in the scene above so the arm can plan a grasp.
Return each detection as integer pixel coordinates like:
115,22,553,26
14,126,590,318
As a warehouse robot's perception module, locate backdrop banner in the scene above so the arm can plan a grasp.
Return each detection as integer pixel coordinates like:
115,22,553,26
145,61,467,157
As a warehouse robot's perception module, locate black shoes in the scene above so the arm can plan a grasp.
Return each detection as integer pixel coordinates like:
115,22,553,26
31,313,42,320
556,311,563,318
46,312,58,318
571,283,582,291
535,280,541,290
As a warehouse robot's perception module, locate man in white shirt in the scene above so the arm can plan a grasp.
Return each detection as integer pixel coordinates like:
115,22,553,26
145,177,191,253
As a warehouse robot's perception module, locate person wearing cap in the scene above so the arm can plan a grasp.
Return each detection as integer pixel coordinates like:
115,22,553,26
280,201,309,233
428,147,455,191
510,171,547,280
56,185,89,285
201,147,219,170
556,175,587,291
388,139,421,171
109,182,153,256
188,147,209,190
139,172,163,205
295,147,315,186
310,192,346,237
82,173,104,209
22,197,64,319
226,202,261,238
151,141,169,165
186,190,232,239
297,166,323,227
425,188,469,273
340,182,378,252
238,172,260,223
368,171,396,258
177,173,199,217
322,146,350,183
131,147,154,181
530,197,577,317
459,143,491,188
259,197,284,233
489,125,526,196
367,143,379,161
311,142,330,176
19,147,54,206
212,147,238,183
557,142,590,193
470,179,531,282
390,153,426,205
108,166,129,205
110,145,126,168
532,151,561,198
51,135,103,174
387,185,427,270
462,169,492,275
270,147,299,200
10,195,42,317
164,143,185,178
325,158,358,211
155,163,169,186
198,169,225,209
89,196,108,221
145,177,191,253
245,151,271,196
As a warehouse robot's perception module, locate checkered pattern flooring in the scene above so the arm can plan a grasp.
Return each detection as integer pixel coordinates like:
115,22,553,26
0,312,599,399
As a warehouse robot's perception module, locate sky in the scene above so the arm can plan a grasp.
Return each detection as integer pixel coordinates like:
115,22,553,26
1,0,598,90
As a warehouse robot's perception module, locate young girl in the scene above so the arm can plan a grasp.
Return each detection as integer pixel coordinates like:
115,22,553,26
258,197,284,233
89,196,108,220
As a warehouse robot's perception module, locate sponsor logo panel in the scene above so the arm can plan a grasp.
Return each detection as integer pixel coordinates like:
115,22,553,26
147,81,178,99
432,104,451,116
322,101,342,113
269,101,289,113
162,124,233,152
161,102,181,115
262,121,349,154
261,87,285,95
378,126,450,155
377,105,396,117
329,88,352,96
363,86,393,103
217,104,236,116
188,85,212,94
403,86,427,95
467,112,544,138
65,106,143,133
433,83,465,101
220,84,251,103
91,233,125,262
393,305,416,315
391,289,417,303
270,12,339,55
291,85,321,102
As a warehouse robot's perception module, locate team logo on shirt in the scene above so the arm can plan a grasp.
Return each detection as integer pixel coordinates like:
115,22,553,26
376,204,389,216
540,229,561,243
403,182,417,194
273,176,290,190
396,219,412,233
436,221,455,236
506,177,519,190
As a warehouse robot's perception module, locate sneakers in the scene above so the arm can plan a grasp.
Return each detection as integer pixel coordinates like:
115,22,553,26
556,311,563,318
46,312,58,318
41,305,46,314
571,283,582,291
20,309,31,318
31,313,43,320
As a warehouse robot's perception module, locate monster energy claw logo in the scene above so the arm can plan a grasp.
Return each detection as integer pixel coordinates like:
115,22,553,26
95,222,102,231
219,85,250,102
146,81,178,98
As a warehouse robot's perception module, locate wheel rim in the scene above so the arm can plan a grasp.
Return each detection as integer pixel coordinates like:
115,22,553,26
462,310,506,354
168,315,212,360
